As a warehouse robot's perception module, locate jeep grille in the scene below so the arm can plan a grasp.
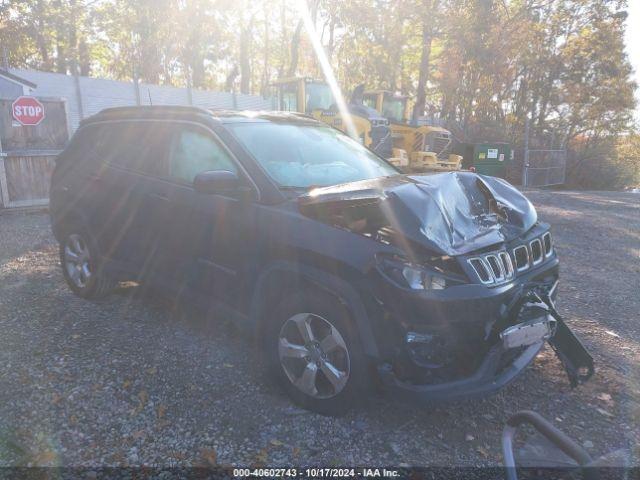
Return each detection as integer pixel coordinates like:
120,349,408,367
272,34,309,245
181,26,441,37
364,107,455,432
530,239,543,265
468,232,553,285
468,251,514,285
514,245,529,271
542,232,552,256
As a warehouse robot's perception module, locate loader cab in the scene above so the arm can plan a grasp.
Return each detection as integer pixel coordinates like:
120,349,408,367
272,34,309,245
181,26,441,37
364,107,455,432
271,78,394,159
305,81,336,112
271,77,304,113
363,90,411,125
272,77,336,115
363,89,462,171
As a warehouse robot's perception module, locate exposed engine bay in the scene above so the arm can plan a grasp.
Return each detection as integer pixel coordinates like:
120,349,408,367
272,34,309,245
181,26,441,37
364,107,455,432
299,172,594,396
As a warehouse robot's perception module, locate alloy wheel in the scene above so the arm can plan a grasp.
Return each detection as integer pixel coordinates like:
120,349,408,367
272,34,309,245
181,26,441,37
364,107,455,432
278,313,350,399
64,233,92,289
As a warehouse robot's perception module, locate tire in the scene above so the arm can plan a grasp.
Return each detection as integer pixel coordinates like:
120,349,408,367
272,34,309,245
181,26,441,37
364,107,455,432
266,290,369,416
59,222,115,300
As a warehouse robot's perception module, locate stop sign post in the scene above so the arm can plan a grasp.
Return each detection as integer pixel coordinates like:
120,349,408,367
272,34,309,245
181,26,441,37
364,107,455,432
12,96,46,126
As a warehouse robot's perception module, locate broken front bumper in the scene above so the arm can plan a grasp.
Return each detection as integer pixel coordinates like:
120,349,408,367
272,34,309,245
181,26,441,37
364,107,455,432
375,281,594,403
378,338,545,402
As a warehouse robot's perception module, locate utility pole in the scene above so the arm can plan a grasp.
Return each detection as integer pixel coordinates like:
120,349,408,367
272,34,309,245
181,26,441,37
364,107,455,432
1,45,9,70
186,65,193,106
522,115,530,187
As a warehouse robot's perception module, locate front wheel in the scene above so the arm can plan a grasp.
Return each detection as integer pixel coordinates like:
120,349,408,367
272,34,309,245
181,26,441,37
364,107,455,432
267,291,368,416
60,225,115,299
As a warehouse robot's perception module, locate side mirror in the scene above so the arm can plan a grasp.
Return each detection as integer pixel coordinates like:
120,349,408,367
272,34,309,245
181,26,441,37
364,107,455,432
193,170,240,194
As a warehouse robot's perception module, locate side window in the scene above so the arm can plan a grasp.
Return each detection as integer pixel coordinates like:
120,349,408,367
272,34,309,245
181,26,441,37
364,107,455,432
61,124,107,165
279,84,298,112
169,127,237,184
106,122,171,177
363,95,377,111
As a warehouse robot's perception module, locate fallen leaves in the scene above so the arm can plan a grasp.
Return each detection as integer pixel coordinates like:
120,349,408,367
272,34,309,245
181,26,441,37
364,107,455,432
155,403,171,427
138,389,148,405
254,448,268,465
476,445,490,458
156,403,167,420
132,389,148,415
170,450,187,461
200,448,217,466
33,449,57,465
597,392,613,404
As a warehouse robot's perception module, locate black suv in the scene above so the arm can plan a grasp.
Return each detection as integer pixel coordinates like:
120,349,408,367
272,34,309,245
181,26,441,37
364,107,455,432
50,106,593,415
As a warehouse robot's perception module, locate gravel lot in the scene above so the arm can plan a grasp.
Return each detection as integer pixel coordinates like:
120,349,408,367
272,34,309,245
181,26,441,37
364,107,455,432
0,190,638,468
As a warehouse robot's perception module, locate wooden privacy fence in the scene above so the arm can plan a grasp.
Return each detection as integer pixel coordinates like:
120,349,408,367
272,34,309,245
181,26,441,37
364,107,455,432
0,97,68,208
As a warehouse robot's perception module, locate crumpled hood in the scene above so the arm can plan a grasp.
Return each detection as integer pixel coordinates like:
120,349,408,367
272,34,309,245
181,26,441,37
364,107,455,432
298,172,537,256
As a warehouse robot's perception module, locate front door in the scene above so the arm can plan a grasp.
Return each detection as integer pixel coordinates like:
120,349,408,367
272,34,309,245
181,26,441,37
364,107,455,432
159,123,258,313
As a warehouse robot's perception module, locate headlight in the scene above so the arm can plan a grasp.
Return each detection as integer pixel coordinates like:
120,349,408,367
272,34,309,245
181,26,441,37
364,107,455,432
401,264,447,290
376,254,452,290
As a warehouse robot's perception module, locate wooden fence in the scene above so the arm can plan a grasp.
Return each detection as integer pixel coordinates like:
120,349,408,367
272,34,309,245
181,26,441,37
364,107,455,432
0,97,68,208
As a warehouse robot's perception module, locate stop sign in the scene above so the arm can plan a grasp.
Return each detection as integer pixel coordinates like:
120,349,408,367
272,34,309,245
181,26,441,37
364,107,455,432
12,96,45,126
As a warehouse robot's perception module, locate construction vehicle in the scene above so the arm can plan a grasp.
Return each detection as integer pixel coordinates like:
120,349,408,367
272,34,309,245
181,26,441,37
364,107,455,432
270,77,397,160
362,89,463,172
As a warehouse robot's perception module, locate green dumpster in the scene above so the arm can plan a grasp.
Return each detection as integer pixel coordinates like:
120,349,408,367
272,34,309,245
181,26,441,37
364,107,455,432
456,142,513,178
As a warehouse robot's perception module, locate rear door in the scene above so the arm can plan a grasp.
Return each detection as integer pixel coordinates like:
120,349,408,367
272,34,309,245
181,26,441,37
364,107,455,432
95,121,173,278
50,122,111,240
158,122,258,312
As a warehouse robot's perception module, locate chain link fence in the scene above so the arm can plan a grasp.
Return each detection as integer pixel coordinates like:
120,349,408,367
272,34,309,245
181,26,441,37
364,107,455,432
523,148,567,187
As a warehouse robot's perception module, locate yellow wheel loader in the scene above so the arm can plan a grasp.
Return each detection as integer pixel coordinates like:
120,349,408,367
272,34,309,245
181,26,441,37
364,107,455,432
270,78,397,160
362,90,463,172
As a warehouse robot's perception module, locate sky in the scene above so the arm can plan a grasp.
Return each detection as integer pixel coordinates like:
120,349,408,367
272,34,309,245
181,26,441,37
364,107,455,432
625,0,640,123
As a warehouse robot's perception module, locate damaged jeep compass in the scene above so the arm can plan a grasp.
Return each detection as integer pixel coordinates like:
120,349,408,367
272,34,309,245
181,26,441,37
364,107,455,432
50,106,594,415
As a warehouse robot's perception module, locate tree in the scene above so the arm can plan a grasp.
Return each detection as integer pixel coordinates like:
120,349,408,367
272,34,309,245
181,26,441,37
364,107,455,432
412,0,439,122
0,0,636,189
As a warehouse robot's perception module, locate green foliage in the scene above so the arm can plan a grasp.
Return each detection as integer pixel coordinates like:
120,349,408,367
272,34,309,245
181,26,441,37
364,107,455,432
566,133,640,189
0,0,636,188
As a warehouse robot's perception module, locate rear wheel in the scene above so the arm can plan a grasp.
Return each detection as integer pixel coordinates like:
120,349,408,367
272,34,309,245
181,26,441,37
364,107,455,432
60,225,115,299
267,291,368,415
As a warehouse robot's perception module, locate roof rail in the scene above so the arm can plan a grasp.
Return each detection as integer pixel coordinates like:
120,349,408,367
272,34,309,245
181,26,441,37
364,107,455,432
97,105,211,116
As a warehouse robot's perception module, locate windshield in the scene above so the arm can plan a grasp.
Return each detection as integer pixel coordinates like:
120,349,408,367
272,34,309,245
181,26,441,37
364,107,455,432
382,96,406,123
305,82,335,111
228,122,398,188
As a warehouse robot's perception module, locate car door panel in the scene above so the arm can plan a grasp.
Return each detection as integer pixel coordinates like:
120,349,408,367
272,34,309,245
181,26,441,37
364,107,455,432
94,121,173,277
156,123,258,314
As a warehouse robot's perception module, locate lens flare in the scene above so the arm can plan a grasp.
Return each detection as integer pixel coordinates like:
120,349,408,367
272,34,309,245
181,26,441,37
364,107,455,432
298,1,358,141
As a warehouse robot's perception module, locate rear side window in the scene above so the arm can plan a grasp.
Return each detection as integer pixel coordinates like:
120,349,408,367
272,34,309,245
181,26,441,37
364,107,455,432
104,122,171,177
59,123,111,165
168,126,237,184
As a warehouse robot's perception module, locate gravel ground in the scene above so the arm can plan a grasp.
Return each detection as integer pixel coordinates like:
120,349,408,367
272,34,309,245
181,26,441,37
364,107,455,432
0,190,638,468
